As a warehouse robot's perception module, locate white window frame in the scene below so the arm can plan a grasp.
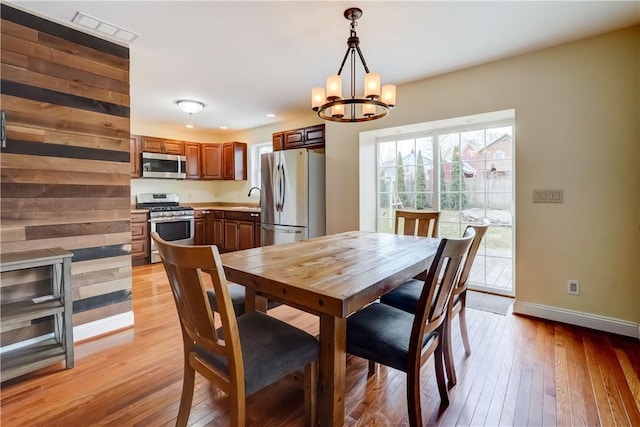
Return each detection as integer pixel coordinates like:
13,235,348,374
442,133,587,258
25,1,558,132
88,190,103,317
250,142,272,190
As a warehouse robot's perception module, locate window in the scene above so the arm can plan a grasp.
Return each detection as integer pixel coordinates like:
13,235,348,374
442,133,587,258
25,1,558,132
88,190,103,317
250,142,272,189
375,120,515,295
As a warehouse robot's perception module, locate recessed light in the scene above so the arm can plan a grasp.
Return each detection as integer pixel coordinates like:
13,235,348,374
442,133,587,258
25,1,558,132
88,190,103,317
220,126,228,130
266,113,276,118
185,124,194,129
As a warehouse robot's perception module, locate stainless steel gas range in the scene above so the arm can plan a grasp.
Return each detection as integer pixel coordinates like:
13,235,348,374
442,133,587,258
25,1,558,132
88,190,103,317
136,193,194,263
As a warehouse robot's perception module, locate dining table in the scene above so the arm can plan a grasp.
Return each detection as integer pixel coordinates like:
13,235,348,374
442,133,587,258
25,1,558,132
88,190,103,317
220,230,440,427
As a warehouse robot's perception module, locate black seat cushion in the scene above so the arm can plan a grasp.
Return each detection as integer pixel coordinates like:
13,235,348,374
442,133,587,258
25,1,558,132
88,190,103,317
207,285,281,316
196,311,319,396
381,280,460,315
379,279,423,313
346,302,435,373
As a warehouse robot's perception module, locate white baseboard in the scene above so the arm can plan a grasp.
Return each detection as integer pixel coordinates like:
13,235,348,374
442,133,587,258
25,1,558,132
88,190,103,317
73,311,135,343
513,301,639,339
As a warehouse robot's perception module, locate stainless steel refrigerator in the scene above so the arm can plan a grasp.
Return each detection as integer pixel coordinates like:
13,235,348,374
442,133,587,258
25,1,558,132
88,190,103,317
261,148,325,245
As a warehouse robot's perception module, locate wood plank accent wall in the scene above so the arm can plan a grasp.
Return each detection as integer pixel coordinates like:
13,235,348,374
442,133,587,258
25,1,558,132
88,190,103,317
0,4,132,346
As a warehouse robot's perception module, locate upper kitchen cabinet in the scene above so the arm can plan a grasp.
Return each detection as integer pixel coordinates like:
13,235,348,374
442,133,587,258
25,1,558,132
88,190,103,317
202,143,222,180
272,132,284,151
184,143,202,180
222,142,247,180
141,136,184,155
273,124,325,151
202,142,247,181
130,135,141,178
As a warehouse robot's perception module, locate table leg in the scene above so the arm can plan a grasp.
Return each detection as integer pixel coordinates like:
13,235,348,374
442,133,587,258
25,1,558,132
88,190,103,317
244,287,268,313
318,314,346,427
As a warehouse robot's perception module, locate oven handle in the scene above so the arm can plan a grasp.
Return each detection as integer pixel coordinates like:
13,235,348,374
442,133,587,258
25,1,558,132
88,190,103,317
150,217,194,224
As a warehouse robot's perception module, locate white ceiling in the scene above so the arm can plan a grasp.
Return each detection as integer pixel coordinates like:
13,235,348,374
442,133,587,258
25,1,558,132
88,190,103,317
8,1,640,134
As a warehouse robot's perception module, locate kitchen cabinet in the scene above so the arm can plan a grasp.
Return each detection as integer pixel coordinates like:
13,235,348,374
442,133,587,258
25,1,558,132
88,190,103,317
131,212,149,265
223,211,260,252
273,124,325,151
202,142,247,181
272,132,284,151
141,136,184,155
130,135,141,177
0,248,74,382
202,144,223,180
185,143,202,180
211,211,225,248
204,209,260,253
283,124,325,150
194,209,209,245
222,142,247,180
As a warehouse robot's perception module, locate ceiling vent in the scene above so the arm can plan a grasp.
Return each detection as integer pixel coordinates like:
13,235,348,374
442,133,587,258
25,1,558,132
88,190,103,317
71,11,139,44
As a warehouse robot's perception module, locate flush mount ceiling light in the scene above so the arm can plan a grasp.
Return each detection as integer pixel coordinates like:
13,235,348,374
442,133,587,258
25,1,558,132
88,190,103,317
176,100,205,115
311,7,396,123
71,12,139,43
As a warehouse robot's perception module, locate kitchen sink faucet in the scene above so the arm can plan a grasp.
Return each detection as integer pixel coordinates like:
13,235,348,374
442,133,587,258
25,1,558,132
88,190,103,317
247,187,261,204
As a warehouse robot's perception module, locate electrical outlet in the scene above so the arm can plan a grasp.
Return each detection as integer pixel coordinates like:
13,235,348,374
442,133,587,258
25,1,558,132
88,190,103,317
567,279,580,295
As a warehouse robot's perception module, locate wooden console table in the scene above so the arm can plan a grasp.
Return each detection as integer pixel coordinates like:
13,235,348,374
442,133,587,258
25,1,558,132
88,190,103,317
1,248,74,381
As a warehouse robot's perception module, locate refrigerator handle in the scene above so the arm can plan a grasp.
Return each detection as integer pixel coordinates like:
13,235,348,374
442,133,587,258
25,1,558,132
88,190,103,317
280,160,286,212
276,162,282,212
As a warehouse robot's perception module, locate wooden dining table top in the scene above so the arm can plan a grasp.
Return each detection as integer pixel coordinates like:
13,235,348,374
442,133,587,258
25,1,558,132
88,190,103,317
221,230,441,319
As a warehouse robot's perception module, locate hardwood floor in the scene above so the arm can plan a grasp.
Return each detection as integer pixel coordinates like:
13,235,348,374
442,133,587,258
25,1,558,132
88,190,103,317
2,263,639,426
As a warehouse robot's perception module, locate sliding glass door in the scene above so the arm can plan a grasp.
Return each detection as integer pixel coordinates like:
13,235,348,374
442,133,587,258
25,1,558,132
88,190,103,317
376,121,514,295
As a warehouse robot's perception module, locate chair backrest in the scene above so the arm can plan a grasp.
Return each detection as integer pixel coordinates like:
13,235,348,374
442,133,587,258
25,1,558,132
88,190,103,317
395,209,440,238
457,219,490,290
409,229,475,357
151,232,245,397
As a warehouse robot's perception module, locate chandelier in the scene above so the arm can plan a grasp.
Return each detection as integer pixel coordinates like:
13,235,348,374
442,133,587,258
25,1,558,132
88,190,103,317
311,8,396,123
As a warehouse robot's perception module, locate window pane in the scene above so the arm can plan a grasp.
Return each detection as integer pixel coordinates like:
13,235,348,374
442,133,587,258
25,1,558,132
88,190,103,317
379,141,397,167
397,139,415,164
251,142,272,188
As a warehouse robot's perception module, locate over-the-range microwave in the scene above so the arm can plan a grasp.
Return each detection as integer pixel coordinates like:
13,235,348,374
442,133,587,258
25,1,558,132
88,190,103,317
141,152,186,179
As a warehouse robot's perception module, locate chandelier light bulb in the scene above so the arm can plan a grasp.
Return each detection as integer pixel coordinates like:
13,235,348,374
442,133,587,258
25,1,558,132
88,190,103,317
381,85,397,107
326,75,342,100
312,87,326,109
364,72,381,98
331,104,345,118
362,103,376,116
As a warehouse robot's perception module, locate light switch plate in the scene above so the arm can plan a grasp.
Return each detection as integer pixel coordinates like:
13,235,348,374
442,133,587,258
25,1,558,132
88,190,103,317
533,189,563,203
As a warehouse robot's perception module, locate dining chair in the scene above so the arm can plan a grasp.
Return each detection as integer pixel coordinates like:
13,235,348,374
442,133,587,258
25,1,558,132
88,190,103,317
395,209,441,238
346,230,474,427
151,232,319,427
380,219,490,387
